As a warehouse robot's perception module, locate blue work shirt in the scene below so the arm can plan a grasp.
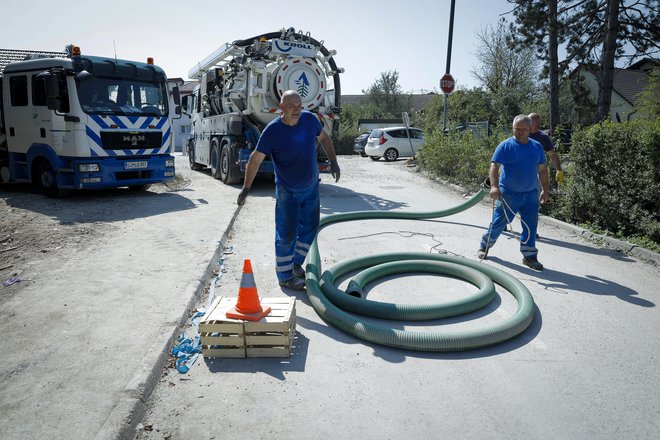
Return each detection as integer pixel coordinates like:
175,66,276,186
256,111,322,192
492,137,546,193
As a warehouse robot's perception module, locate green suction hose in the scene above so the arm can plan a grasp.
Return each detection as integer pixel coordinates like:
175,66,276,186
304,188,536,352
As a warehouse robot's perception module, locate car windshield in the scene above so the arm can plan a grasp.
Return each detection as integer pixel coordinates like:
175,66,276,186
76,76,168,116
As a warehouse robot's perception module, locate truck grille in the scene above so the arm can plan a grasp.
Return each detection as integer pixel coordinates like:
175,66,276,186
100,131,162,150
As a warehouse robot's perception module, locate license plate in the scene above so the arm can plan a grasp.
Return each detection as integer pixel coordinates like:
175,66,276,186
124,160,148,170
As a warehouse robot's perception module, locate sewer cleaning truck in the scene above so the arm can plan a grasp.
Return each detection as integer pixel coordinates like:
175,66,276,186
0,45,180,196
184,27,342,184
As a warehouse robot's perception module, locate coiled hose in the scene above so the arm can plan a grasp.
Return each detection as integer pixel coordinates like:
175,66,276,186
304,188,536,352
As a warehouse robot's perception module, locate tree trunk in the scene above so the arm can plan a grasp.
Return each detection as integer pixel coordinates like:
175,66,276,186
548,0,560,132
596,0,619,122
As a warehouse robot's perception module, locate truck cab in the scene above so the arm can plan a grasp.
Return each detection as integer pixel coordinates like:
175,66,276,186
0,47,180,196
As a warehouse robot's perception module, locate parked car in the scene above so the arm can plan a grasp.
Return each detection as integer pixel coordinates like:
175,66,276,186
353,131,371,157
364,127,425,161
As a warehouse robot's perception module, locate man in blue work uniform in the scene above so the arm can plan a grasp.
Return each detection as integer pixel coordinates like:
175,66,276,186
237,90,340,290
529,112,564,185
478,114,549,271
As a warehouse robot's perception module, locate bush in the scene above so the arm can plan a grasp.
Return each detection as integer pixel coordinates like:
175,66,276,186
418,129,507,188
556,119,660,244
332,129,360,156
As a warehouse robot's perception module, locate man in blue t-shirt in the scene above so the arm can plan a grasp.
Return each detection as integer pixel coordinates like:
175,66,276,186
236,90,340,290
529,113,564,185
478,114,549,271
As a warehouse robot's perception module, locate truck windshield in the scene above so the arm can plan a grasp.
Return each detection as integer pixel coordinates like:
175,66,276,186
76,77,168,116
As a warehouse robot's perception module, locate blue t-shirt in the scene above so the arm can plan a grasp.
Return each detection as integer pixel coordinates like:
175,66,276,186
529,130,555,152
256,111,322,192
492,137,546,193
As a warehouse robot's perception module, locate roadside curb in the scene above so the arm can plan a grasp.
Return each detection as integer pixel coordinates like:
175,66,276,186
540,215,660,266
112,204,243,440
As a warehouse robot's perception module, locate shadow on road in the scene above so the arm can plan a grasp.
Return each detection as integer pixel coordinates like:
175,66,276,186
426,219,638,264
202,332,310,380
487,256,654,308
1,184,198,224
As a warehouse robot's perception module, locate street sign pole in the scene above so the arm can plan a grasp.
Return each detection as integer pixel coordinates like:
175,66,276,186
443,0,456,134
402,111,416,160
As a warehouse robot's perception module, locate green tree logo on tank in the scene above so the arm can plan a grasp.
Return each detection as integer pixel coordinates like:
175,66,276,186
295,72,309,98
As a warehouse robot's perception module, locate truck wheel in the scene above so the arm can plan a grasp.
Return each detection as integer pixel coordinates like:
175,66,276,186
128,184,151,191
36,160,60,198
210,140,222,179
384,148,399,162
220,143,241,184
188,142,202,171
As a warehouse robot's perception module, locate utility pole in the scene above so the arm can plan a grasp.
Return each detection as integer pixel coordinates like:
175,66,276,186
442,0,456,134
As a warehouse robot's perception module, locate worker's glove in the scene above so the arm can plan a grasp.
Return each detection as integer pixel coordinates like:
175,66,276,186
330,160,341,183
237,187,250,206
555,170,565,185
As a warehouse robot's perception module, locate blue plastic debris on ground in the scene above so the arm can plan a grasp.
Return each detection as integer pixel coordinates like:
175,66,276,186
169,245,234,374
3,277,23,286
171,334,201,374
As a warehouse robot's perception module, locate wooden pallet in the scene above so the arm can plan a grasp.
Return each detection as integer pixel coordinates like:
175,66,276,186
245,297,296,358
200,296,295,358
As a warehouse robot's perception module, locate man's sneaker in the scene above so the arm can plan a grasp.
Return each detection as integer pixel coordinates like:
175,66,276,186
477,247,488,259
522,257,544,271
292,264,305,279
279,277,306,291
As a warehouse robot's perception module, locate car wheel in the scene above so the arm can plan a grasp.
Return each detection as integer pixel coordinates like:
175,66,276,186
384,148,399,162
369,156,380,161
360,152,367,157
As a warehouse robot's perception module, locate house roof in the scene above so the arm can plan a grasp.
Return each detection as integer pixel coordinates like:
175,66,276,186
612,68,651,105
0,48,67,74
628,57,659,72
577,63,653,106
341,93,438,113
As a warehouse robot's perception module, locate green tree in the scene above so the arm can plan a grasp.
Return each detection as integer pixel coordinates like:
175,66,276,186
472,19,540,124
417,89,494,134
362,71,412,117
509,0,660,123
634,67,660,120
508,0,565,130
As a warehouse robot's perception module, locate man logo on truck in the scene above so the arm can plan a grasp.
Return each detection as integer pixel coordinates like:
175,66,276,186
123,135,145,146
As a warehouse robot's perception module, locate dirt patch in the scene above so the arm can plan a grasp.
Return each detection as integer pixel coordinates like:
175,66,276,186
0,175,191,290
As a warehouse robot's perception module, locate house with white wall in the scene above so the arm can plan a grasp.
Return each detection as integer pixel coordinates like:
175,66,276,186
577,58,658,122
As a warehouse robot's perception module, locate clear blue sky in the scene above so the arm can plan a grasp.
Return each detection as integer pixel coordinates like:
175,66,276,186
0,0,517,94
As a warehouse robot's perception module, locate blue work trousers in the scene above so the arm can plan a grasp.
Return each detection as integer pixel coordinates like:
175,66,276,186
480,190,539,258
274,183,320,282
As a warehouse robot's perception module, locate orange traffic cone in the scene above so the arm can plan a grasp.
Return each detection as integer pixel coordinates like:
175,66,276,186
226,259,271,321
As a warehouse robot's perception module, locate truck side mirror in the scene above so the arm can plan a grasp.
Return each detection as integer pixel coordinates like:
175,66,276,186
172,86,182,115
181,95,190,114
41,73,62,111
44,74,60,99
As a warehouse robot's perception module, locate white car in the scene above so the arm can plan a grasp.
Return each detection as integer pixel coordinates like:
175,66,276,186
364,127,425,161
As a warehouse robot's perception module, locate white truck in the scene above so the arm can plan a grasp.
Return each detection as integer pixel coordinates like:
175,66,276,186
184,27,342,184
0,45,180,196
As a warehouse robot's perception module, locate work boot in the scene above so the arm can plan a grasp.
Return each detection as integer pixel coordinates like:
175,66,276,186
477,247,488,259
279,277,306,291
522,256,544,271
292,264,305,279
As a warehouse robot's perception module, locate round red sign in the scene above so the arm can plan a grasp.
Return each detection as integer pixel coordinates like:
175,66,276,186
440,73,455,94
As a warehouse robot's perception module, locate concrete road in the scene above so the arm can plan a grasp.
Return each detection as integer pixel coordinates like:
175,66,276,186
136,156,659,440
0,155,240,440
